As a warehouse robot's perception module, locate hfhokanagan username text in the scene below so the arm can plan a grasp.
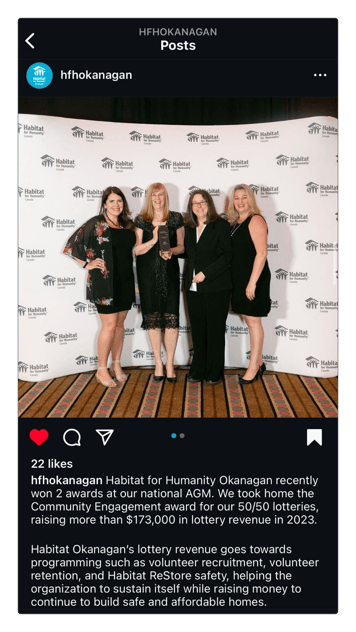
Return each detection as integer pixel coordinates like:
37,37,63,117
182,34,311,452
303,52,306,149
60,70,132,81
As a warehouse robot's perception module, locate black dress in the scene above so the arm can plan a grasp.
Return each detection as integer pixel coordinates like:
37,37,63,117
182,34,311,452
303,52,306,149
96,227,135,314
230,215,271,317
134,211,184,330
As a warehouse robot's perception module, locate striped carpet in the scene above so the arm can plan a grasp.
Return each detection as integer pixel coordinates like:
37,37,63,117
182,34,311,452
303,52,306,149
19,368,338,419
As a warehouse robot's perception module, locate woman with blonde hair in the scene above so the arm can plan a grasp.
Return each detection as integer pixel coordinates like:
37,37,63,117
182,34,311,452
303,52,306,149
226,184,271,384
134,183,184,382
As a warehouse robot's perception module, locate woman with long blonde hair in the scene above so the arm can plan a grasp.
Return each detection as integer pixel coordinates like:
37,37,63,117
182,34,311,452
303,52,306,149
227,184,271,384
134,183,184,382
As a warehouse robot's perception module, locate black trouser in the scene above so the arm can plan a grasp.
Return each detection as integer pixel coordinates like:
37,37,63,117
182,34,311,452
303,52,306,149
186,289,230,382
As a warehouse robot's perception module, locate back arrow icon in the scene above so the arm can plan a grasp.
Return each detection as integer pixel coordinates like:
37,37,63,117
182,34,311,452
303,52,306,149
25,33,35,49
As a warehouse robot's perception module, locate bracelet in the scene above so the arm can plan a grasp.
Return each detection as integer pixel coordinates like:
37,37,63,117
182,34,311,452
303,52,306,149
83,261,88,269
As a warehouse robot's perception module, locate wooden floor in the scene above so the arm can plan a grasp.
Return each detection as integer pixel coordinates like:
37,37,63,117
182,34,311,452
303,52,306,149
18,368,338,419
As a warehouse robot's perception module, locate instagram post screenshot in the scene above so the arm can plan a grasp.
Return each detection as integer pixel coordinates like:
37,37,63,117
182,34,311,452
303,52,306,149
18,18,338,615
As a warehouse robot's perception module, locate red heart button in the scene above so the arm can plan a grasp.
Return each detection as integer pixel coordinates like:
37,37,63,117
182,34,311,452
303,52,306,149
30,429,49,446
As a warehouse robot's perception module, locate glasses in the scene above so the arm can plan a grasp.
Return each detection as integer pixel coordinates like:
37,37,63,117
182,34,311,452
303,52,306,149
192,201,208,208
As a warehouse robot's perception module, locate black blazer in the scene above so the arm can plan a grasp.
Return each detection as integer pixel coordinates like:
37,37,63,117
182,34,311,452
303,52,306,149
184,219,233,293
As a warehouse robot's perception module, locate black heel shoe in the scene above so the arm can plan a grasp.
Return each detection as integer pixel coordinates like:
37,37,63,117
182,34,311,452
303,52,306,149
153,364,164,382
238,368,260,385
165,364,177,383
259,362,266,376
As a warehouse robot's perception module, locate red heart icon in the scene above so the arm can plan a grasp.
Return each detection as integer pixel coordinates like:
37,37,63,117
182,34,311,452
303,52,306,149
30,429,49,446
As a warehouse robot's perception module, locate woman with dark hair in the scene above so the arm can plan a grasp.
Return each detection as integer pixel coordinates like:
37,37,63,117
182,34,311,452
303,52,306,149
226,184,271,384
184,189,232,385
63,186,136,387
134,183,184,383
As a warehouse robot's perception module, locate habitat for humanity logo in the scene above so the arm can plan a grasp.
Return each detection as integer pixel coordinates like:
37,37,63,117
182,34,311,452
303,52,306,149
159,158,191,172
73,301,97,315
131,186,145,198
18,187,45,201
305,240,338,255
19,360,49,376
275,268,308,283
230,325,249,337
133,349,145,359
71,126,104,141
306,182,337,196
246,350,278,364
45,331,78,345
76,355,88,365
275,212,309,226
276,154,309,168
130,130,162,144
21,123,45,137
275,325,309,340
41,154,75,170
306,356,319,368
41,216,75,231
20,247,46,261
187,132,219,145
247,129,279,142
101,157,134,171
43,274,77,289
216,157,249,171
188,185,220,198
19,304,47,319
261,185,279,198
305,297,337,313
308,122,337,137
72,186,103,201
26,63,53,89
246,130,259,141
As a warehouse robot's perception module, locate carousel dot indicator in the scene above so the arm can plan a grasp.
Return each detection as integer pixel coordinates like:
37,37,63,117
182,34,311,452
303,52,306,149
171,433,177,439
179,433,185,439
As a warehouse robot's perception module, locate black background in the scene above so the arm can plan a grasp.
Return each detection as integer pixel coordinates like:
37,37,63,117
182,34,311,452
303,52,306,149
19,18,338,100
19,419,337,614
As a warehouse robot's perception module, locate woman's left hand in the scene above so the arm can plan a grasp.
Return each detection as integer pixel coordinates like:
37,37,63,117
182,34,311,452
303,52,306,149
246,281,256,300
160,249,172,260
192,271,206,283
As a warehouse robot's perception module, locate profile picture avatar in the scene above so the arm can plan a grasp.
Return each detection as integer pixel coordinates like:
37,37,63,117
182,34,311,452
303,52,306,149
26,63,53,89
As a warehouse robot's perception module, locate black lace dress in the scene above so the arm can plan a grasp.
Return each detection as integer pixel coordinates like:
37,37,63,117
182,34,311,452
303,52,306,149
134,211,184,330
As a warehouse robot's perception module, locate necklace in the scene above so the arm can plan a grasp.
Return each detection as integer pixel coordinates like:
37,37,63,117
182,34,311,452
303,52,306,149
231,217,248,236
105,211,120,227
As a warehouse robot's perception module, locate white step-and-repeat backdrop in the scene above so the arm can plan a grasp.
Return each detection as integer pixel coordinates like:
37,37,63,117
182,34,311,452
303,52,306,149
18,114,338,381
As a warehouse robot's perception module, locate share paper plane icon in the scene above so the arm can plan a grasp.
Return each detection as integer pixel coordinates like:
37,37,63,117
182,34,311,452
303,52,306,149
96,429,114,446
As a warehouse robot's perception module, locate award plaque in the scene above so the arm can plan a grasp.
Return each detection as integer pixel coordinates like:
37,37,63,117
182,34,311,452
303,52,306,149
158,225,171,253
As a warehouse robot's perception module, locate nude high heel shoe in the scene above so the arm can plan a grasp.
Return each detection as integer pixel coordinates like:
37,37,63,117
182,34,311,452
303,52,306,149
96,367,118,388
109,360,127,382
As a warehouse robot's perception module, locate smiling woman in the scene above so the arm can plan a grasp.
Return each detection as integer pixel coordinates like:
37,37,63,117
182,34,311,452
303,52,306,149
184,189,232,385
63,186,136,388
226,184,271,385
134,183,185,382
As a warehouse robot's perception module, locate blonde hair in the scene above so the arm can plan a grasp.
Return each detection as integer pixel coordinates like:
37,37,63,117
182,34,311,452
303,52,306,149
226,184,263,225
140,183,170,222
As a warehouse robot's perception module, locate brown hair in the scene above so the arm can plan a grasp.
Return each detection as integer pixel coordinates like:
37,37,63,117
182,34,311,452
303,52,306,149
99,186,135,230
226,184,264,225
140,183,170,222
185,189,221,227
